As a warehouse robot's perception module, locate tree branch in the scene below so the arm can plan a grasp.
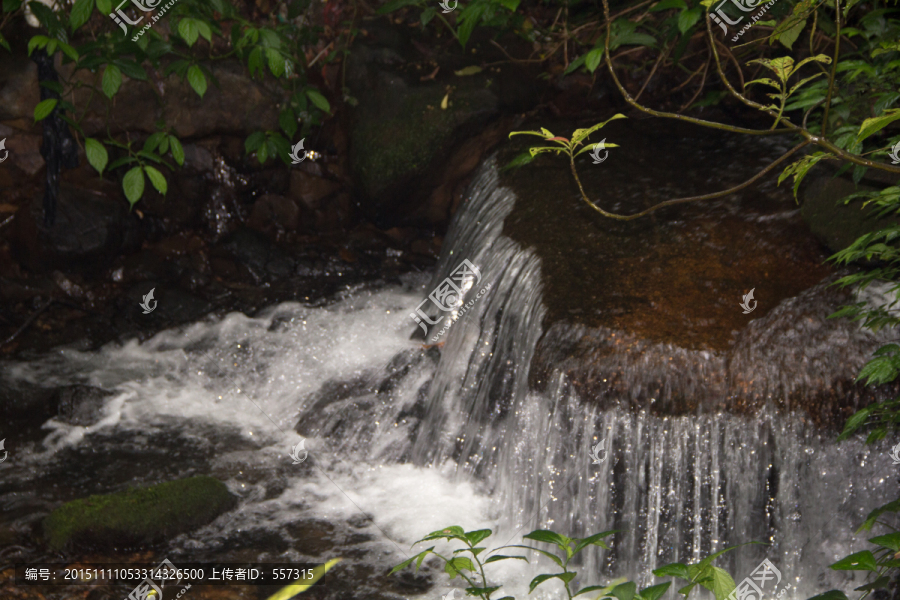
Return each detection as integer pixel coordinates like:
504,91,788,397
569,141,813,220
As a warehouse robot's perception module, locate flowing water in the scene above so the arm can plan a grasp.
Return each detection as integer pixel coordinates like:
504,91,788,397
1,145,898,600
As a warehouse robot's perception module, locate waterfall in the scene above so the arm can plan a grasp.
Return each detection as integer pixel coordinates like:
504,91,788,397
407,156,899,597
2,155,898,600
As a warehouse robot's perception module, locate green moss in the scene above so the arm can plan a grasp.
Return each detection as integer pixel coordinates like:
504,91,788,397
43,475,236,552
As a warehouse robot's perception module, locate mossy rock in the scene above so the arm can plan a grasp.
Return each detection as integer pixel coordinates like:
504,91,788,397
43,475,236,552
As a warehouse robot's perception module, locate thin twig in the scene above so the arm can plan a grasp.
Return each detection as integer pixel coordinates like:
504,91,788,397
600,0,791,136
570,141,812,220
635,42,672,102
679,54,711,112
1,300,55,348
821,0,841,136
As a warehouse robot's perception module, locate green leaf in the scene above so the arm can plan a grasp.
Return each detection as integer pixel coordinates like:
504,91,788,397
178,18,200,47
465,529,492,546
523,530,571,550
501,151,536,171
279,108,298,139
444,556,475,578
267,47,285,77
869,532,900,552
857,109,900,144
1,32,13,53
421,6,436,25
245,131,266,153
639,582,672,600
571,530,617,555
455,65,483,76
501,544,564,568
776,18,807,50
529,572,576,594
102,64,122,99
612,581,637,600
144,166,167,195
85,138,108,174
856,576,891,592
122,166,145,207
585,47,604,73
677,7,701,34
196,20,213,43
187,65,208,98
698,566,736,600
830,551,878,571
571,114,627,146
96,0,111,15
837,407,872,440
498,0,519,10
58,42,78,61
68,0,94,32
483,554,529,564
168,135,184,166
33,98,57,122
466,586,502,597
305,89,331,113
27,35,49,56
653,563,690,580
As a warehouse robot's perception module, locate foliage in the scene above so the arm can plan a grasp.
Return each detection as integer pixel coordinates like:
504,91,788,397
392,521,900,600
0,0,336,208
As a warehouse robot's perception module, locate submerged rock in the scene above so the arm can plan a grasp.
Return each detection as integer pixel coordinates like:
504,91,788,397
43,475,236,552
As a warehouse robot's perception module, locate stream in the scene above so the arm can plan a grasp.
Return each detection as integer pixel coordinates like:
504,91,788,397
1,124,898,600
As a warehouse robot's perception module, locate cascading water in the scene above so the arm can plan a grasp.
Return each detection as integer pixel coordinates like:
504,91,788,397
1,150,898,600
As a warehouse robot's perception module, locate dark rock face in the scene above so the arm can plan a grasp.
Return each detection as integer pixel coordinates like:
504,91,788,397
10,182,141,273
800,160,900,253
345,20,543,226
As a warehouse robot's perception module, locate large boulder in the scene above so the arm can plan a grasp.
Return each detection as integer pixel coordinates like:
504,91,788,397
43,475,236,552
800,159,900,253
10,181,141,273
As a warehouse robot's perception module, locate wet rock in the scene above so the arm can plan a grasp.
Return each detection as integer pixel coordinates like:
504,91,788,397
0,123,44,176
42,475,236,552
10,182,141,274
248,194,301,235
56,385,114,426
218,228,296,281
64,60,280,139
800,159,900,253
289,170,341,211
0,55,39,121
